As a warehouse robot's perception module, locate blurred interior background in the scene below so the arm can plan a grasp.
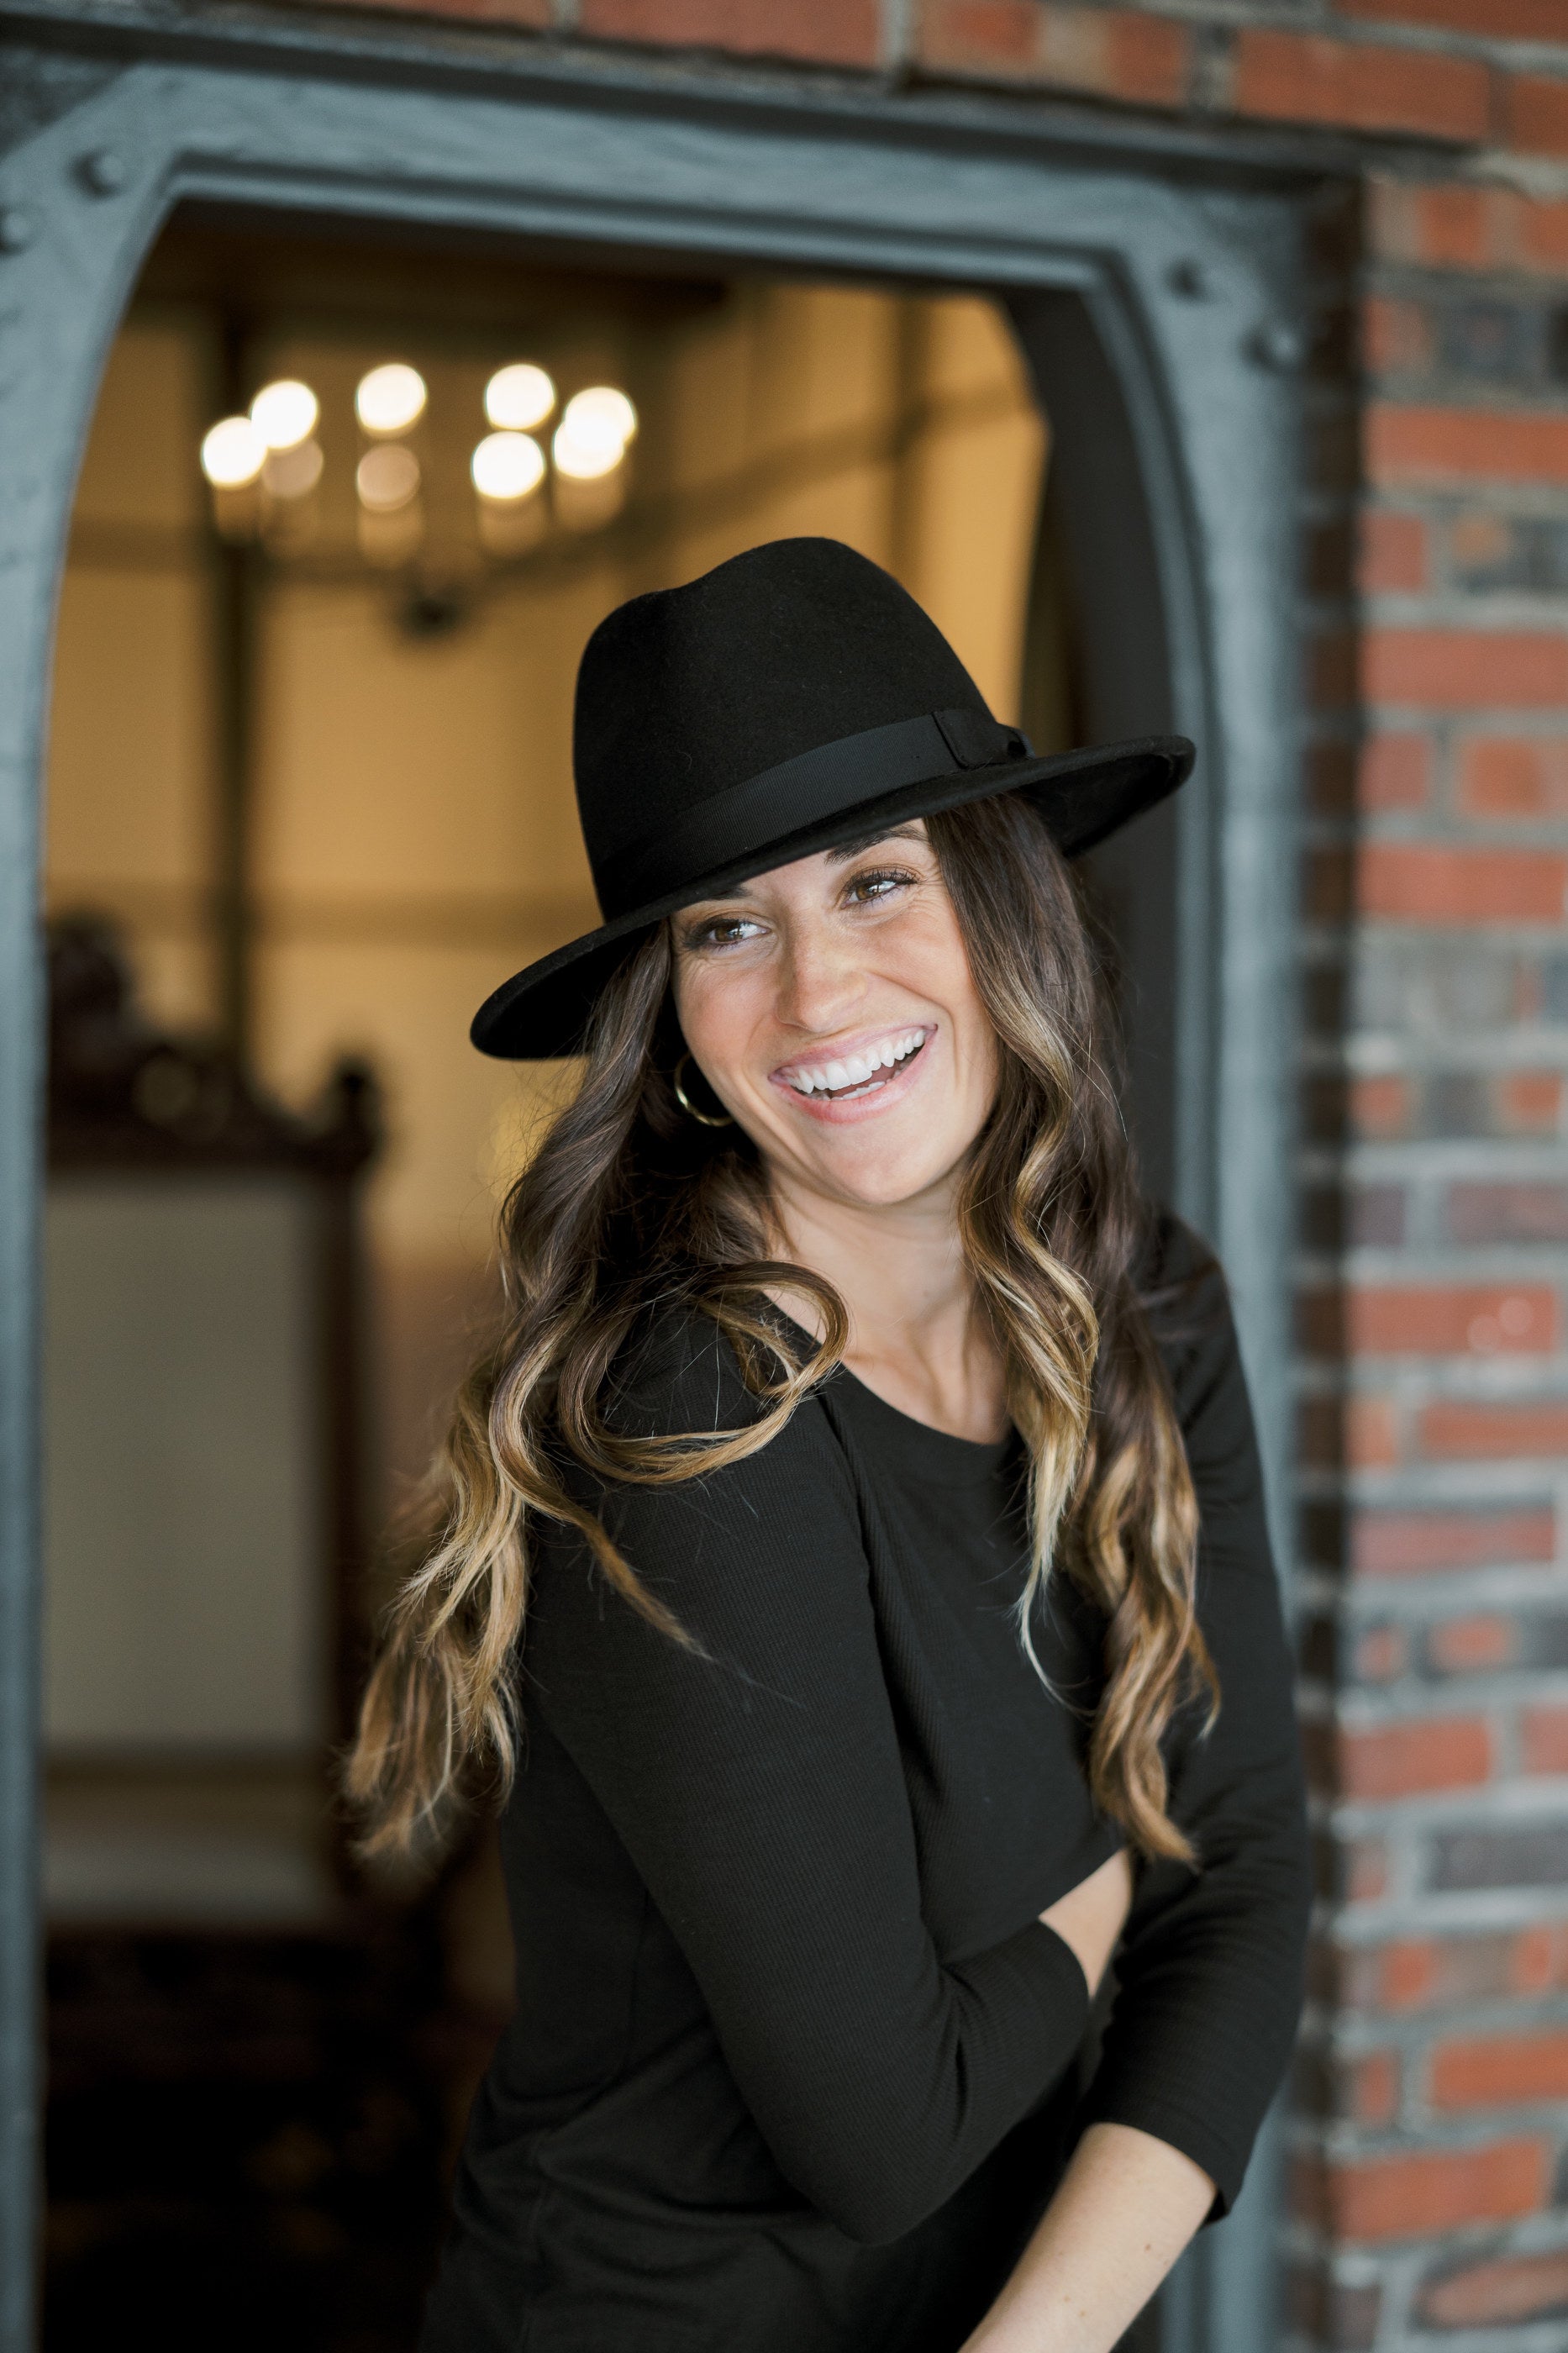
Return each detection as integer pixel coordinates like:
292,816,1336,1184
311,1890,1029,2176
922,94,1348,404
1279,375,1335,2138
40,211,1087,2348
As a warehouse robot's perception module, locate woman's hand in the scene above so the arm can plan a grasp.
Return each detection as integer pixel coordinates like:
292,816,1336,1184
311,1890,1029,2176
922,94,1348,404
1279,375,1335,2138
1039,1846,1134,1998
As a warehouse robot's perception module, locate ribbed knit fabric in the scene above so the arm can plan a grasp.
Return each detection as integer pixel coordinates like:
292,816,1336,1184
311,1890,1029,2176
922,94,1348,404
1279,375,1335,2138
420,1215,1310,2353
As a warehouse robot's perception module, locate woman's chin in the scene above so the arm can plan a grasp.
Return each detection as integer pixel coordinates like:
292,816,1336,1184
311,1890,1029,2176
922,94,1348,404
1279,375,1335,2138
786,1126,971,1213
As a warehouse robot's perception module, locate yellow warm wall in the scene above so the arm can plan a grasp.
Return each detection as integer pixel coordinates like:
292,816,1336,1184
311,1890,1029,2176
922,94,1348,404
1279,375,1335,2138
48,271,1046,1496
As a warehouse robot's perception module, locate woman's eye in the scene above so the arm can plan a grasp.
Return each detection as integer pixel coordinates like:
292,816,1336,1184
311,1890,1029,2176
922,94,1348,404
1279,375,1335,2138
685,914,762,950
845,866,918,908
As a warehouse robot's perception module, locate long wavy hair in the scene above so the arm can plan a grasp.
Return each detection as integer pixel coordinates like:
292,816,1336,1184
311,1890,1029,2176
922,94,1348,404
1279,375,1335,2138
347,789,1217,1866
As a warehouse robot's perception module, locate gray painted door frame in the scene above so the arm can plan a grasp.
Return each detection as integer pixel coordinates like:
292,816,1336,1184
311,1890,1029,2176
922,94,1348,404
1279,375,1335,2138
0,24,1305,2350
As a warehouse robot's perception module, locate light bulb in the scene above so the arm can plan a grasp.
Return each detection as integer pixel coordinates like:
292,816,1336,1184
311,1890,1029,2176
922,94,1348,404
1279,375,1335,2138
357,445,421,512
355,362,428,436
552,418,626,482
485,363,555,432
471,431,546,503
561,386,637,449
200,416,267,488
250,379,318,451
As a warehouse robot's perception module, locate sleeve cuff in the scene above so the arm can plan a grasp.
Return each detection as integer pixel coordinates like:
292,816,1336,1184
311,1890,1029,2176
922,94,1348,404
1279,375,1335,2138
1077,2085,1248,2217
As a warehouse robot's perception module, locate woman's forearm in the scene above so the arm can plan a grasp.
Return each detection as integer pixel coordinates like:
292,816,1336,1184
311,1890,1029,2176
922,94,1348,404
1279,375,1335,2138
959,2123,1214,2353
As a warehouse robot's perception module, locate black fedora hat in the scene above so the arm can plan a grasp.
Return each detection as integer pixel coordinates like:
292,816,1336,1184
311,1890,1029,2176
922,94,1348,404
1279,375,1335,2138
471,537,1192,1059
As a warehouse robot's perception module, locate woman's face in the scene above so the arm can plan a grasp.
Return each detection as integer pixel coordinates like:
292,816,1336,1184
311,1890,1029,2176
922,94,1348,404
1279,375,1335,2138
670,821,999,1214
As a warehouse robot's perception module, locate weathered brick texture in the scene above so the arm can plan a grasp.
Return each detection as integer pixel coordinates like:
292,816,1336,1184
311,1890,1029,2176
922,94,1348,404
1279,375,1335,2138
262,0,1568,2340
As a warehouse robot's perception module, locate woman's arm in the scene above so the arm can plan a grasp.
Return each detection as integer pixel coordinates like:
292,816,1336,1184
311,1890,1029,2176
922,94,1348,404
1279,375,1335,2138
1076,1235,1313,2209
960,2124,1213,2353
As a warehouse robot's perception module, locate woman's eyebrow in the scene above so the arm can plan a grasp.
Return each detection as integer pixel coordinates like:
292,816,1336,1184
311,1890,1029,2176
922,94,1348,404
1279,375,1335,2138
825,823,926,866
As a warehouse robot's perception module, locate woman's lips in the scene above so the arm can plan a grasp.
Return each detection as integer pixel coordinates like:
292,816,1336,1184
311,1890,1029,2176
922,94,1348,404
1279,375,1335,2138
768,1025,936,1123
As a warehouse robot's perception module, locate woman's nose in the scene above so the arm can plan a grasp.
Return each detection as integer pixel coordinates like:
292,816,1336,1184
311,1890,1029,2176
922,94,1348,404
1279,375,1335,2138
775,920,865,1035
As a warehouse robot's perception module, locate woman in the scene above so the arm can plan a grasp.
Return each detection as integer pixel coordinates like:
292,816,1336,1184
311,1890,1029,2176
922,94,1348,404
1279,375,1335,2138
350,538,1311,2353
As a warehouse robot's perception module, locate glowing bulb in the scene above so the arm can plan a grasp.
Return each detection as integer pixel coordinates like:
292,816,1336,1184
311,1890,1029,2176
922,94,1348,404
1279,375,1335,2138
485,363,555,432
250,378,318,450
357,445,421,512
471,432,546,503
561,385,637,449
200,415,266,488
552,418,625,482
355,362,428,436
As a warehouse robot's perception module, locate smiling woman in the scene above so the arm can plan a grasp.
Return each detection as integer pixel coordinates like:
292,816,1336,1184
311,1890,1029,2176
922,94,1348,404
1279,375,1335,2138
346,538,1310,2353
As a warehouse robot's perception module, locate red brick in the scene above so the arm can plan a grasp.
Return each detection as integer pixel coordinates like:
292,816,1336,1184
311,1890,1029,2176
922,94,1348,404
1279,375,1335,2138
1343,1283,1556,1355
578,0,878,66
1418,2250,1568,2331
1369,178,1492,267
1358,842,1568,924
1339,1715,1492,1799
1359,510,1429,593
1522,1703,1568,1773
1234,30,1492,141
1327,2140,1549,2241
1364,629,1568,708
1421,1398,1568,1457
1369,404,1568,488
1350,1073,1412,1138
1350,1837,1390,1903
1500,1071,1564,1132
1460,737,1568,819
1507,73,1568,159
1519,197,1568,270
1345,0,1568,36
1355,1623,1408,1682
1428,1613,1516,1673
1450,510,1514,576
1362,292,1434,377
1302,1397,1393,1472
916,3,1190,106
1351,1395,1402,1467
1433,2028,1568,2109
1351,1506,1555,1576
1514,1922,1568,1991
1374,1926,1568,2005
1366,178,1568,276
1449,1180,1568,1242
1349,2049,1401,2127
1359,734,1430,810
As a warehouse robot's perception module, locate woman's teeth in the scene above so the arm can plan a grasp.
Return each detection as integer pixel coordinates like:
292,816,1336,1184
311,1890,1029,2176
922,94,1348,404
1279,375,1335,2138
783,1028,929,1098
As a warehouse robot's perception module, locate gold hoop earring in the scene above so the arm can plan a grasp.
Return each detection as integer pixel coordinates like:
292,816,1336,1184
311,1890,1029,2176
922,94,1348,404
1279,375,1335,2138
672,1052,734,1129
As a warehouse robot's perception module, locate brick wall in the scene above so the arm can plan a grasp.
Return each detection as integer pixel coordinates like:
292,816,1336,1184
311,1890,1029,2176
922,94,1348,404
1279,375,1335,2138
316,0,1568,2340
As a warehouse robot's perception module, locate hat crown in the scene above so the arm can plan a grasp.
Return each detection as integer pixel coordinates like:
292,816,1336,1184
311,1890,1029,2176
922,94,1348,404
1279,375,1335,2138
573,539,990,917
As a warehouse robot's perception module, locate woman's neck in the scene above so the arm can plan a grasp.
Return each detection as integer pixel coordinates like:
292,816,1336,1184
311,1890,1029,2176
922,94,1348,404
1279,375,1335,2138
766,1167,1009,1445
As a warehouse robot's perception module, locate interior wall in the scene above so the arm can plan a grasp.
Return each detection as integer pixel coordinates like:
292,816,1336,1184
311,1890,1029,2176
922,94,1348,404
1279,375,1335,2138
47,261,1049,1533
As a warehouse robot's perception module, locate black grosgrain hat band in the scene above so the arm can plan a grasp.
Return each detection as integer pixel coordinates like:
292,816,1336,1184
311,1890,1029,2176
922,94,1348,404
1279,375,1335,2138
594,708,1025,918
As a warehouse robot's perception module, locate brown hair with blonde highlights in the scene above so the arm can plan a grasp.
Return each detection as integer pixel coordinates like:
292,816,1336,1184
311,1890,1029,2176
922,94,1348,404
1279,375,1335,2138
346,789,1216,1866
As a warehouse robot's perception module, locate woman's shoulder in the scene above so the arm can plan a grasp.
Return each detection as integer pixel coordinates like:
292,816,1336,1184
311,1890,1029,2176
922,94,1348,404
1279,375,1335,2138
603,1298,806,1436
589,1298,855,1503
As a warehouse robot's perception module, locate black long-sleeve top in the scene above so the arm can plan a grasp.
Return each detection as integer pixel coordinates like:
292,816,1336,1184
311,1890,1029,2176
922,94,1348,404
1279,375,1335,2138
421,1216,1311,2353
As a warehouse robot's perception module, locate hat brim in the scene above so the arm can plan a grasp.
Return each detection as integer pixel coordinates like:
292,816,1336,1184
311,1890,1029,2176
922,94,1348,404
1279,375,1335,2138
471,734,1194,1060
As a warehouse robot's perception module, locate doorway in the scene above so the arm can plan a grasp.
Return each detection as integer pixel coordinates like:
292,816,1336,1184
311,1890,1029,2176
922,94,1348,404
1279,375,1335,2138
0,45,1305,2353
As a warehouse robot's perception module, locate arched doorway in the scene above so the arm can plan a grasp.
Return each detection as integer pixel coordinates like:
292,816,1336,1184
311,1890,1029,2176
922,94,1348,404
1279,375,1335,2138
0,44,1308,2352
